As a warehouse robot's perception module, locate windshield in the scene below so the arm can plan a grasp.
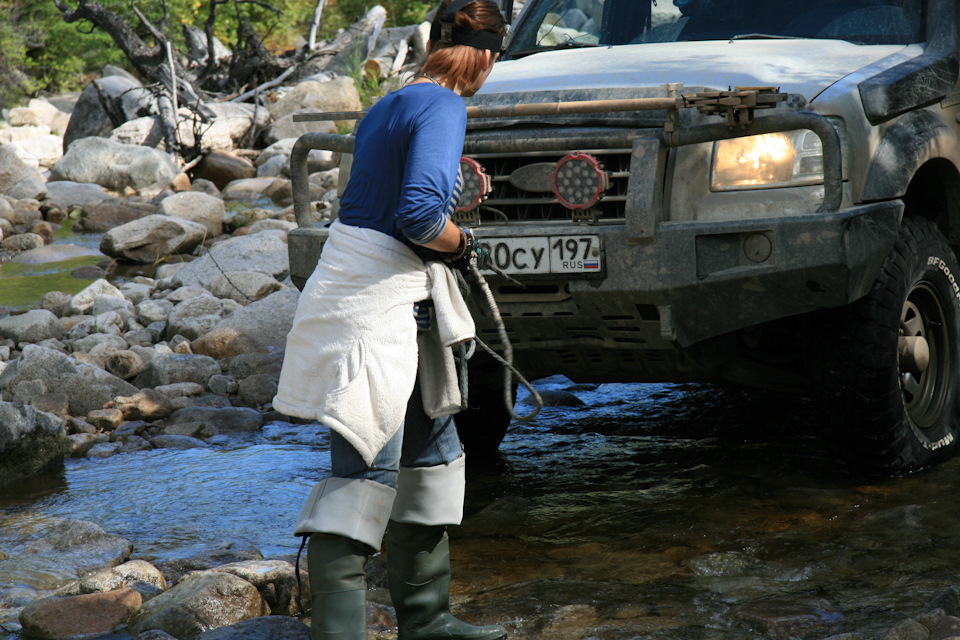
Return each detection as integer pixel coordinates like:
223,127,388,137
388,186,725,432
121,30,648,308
509,0,926,53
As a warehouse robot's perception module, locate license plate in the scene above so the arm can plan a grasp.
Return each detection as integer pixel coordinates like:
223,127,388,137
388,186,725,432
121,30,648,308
476,235,603,275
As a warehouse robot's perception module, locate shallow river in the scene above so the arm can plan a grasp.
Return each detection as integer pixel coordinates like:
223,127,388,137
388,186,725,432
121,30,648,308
2,377,959,639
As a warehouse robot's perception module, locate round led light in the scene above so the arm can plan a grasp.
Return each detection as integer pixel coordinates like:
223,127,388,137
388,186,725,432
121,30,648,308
455,157,489,213
552,152,609,210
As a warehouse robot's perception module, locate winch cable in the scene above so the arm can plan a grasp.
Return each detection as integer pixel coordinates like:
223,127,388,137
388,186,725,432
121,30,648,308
454,256,543,422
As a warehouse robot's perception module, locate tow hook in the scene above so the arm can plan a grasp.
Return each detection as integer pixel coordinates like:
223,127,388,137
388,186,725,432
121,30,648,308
898,335,930,375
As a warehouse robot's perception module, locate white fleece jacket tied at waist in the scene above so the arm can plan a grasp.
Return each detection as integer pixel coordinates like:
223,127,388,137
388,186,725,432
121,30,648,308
273,220,475,465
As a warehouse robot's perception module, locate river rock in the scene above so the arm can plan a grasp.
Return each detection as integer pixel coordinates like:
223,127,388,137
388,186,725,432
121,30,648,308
62,76,152,151
8,175,48,201
158,191,226,238
133,352,221,388
50,137,180,192
194,150,257,190
107,388,175,421
6,134,65,169
204,560,304,617
127,571,267,639
0,309,65,344
79,196,158,233
172,233,289,289
66,310,129,341
167,294,225,341
63,278,125,316
0,145,45,195
183,102,271,152
87,441,122,458
738,596,844,638
110,115,165,147
0,123,51,145
221,177,277,202
238,374,278,407
100,214,208,263
72,332,128,356
153,541,265,586
0,401,69,488
269,77,361,130
196,615,310,640
24,97,72,134
208,288,299,352
12,519,133,583
167,406,263,433
67,432,104,457
255,154,287,178
105,349,146,379
19,587,142,639
208,271,286,305
0,345,138,416
160,421,216,439
43,180,110,209
138,298,174,325
76,559,168,597
149,434,208,449
1,232,45,253
262,111,338,147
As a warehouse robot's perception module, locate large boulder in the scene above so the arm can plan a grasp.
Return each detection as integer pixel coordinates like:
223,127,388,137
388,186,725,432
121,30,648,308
5,134,65,169
203,288,299,352
0,309,65,344
0,345,138,416
101,214,208,263
0,401,70,488
78,196,158,233
171,233,289,289
0,145,45,196
158,192,226,238
50,137,179,192
262,111,338,148
127,572,268,639
19,588,142,639
43,180,110,210
269,77,361,130
62,76,153,151
132,352,221,388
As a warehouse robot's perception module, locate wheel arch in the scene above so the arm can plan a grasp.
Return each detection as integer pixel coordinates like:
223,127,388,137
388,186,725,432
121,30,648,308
900,157,960,249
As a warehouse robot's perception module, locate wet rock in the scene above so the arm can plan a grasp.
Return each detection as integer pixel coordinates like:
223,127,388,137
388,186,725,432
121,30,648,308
209,271,286,305
107,389,175,421
67,432,104,457
133,352,221,388
149,434,208,449
100,214,208,264
121,435,153,452
208,289,299,352
19,587,142,639
76,559,168,597
111,420,149,441
931,615,960,639
238,374,278,407
72,332,128,356
0,401,69,488
194,150,257,190
196,615,310,640
0,145,45,195
78,197,158,233
153,540,265,585
87,441,122,458
127,571,267,639
13,519,133,582
0,345,139,416
67,417,97,435
158,191,226,238
880,618,930,640
203,560,304,617
930,587,960,617
167,406,263,433
51,137,179,192
161,421,216,439
738,596,844,639
168,295,225,341
0,309,65,344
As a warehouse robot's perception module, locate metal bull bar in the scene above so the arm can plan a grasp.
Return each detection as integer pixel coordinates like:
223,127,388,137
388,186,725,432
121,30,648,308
290,87,842,227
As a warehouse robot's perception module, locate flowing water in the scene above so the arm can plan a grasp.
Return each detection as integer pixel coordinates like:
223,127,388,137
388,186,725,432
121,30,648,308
2,377,960,639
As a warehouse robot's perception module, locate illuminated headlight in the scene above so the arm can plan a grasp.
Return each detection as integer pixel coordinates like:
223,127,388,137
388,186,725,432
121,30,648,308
711,129,825,191
456,157,489,213
552,152,609,210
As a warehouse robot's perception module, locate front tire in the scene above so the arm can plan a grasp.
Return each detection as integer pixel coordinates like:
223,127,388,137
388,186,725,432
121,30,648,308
822,216,960,474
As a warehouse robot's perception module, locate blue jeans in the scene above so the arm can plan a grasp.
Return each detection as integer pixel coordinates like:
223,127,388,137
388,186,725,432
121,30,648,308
329,380,464,489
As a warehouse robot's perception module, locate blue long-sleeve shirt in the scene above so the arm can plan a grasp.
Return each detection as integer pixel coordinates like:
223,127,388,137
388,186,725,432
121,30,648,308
337,83,465,252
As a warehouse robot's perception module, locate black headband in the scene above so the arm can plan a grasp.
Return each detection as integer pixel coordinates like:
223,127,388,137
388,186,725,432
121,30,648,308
429,0,504,52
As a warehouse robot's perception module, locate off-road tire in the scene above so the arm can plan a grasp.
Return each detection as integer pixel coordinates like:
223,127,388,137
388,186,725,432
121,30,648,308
821,216,960,475
454,354,514,462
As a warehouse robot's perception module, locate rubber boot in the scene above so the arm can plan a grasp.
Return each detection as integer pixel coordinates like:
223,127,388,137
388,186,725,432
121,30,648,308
387,521,507,640
307,533,370,640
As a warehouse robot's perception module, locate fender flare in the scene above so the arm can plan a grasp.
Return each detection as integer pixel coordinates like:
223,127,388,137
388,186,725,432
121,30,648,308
860,109,960,203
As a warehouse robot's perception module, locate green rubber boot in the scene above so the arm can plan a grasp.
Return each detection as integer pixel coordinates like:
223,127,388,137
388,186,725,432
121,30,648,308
307,533,370,640
387,521,507,640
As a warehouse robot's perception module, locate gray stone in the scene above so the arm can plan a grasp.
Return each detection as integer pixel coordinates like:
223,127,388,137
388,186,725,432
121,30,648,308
8,175,48,201
127,571,267,639
209,288,299,352
72,332,128,356
79,197,158,233
119,282,153,305
10,519,133,583
238,374,278,407
67,432,103,457
87,441,122,458
268,78,361,129
132,352,221,388
62,76,151,151
204,560,304,618
100,214,208,264
0,309,65,344
66,311,128,341
152,540,264,585
208,374,238,396
220,177,277,202
262,110,338,147
138,299,174,326
0,345,138,416
13,244,102,266
93,294,136,316
246,219,297,236
51,137,180,192
168,295,224,341
43,180,111,209
149,434,208,449
1,232,45,252
110,115,165,147
0,145,45,195
64,278,125,316
158,191,226,238
172,234,290,289
6,134,64,169
208,271,286,305
77,559,168,595
0,401,69,488
106,349,146,380
167,406,263,433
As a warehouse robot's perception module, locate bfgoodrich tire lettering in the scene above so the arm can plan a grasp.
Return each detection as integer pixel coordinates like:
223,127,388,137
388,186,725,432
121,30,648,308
823,216,960,474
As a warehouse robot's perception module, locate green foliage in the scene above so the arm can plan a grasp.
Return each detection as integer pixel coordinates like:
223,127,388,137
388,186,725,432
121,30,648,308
0,4,37,110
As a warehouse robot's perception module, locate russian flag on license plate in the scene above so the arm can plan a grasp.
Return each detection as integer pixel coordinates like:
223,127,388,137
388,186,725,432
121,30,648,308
584,260,600,269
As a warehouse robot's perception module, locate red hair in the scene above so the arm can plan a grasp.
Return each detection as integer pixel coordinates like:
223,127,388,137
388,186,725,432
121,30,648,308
420,0,506,89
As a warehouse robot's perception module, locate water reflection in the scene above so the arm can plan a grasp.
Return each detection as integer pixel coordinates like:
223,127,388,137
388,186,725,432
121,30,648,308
2,380,960,639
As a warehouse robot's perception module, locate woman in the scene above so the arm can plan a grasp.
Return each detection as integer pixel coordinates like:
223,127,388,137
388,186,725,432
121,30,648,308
273,2,508,639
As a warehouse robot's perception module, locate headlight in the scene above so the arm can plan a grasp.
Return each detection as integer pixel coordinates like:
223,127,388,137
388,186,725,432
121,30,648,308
711,129,824,191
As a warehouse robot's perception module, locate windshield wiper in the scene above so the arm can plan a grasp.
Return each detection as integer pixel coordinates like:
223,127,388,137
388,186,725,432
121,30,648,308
507,41,599,60
730,33,800,40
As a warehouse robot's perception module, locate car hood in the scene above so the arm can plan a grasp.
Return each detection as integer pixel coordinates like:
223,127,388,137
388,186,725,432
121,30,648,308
480,39,908,102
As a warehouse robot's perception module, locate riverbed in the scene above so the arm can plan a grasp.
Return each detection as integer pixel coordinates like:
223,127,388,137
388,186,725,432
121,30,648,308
2,377,957,639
